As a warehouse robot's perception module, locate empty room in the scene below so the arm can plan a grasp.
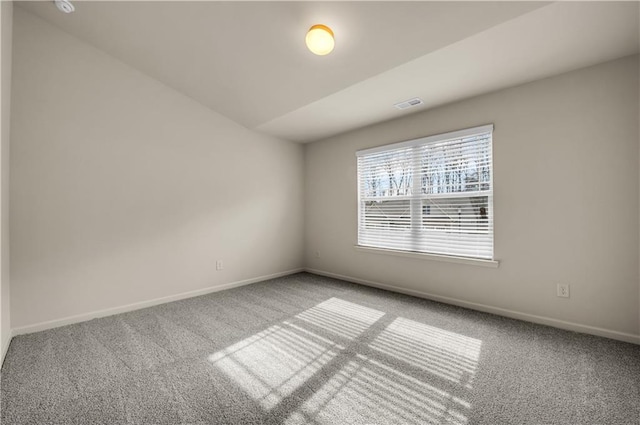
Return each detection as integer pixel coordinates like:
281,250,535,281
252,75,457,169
0,1,639,424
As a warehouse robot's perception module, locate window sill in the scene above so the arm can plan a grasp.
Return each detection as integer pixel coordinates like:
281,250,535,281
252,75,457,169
353,245,500,268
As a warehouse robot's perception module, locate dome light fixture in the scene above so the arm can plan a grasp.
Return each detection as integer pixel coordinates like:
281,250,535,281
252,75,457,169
305,24,335,56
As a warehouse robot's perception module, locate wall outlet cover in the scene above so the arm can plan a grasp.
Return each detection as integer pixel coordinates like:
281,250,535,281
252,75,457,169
557,283,570,298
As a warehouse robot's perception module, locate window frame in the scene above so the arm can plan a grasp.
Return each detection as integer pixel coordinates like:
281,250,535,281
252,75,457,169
356,124,496,264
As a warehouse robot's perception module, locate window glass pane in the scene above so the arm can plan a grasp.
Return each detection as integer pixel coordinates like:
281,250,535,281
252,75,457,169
363,199,411,230
421,135,491,194
422,196,489,234
361,150,413,198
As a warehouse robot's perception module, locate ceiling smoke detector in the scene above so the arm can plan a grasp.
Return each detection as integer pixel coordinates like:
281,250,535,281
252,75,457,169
394,97,424,110
54,0,75,14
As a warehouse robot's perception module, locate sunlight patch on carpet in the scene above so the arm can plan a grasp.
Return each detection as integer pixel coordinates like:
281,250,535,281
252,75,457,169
285,354,470,425
369,317,482,387
208,322,342,409
294,297,385,339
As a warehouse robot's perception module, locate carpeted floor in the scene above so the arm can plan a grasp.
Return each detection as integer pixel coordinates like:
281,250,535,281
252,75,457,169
1,272,639,424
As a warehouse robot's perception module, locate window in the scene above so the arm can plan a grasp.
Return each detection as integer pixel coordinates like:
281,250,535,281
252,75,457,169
357,125,494,260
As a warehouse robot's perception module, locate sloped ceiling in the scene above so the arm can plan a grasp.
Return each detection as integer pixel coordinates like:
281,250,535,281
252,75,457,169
17,1,640,143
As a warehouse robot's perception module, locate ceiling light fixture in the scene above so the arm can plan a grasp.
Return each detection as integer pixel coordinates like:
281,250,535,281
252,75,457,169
54,0,75,13
305,24,335,56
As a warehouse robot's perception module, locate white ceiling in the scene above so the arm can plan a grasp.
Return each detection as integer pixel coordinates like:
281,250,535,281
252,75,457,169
17,1,640,143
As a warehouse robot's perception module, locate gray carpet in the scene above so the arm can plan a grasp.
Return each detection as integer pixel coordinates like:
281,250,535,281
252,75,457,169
1,273,639,424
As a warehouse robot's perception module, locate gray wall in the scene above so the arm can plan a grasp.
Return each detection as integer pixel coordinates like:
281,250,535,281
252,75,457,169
1,0,12,360
10,8,304,329
305,55,640,338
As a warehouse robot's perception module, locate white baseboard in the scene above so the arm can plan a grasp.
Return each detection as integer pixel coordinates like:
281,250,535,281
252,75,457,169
1,329,14,369
10,267,640,346
12,268,304,337
306,268,640,345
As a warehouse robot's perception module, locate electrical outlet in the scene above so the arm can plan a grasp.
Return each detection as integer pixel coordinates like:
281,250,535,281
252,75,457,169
216,260,223,271
315,251,320,259
557,283,570,298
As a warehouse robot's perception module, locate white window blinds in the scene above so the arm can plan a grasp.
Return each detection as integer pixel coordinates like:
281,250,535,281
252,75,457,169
357,125,494,260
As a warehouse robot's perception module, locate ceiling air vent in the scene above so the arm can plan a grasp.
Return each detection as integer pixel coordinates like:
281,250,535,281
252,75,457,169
394,97,424,110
